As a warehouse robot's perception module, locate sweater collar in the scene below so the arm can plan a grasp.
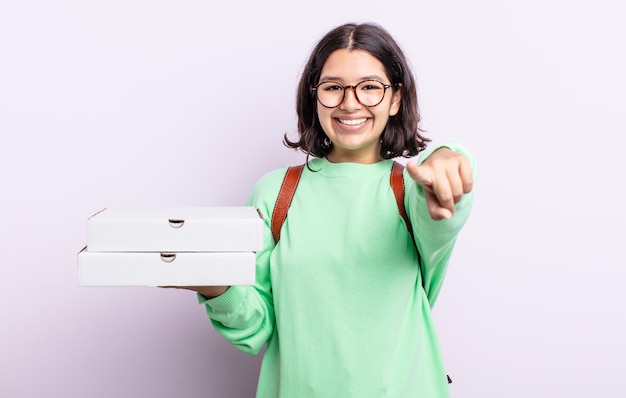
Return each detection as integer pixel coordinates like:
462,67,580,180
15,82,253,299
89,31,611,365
307,157,395,179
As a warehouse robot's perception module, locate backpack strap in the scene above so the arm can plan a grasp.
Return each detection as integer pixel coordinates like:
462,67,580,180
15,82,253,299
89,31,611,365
390,161,424,288
271,164,304,244
391,161,446,381
390,161,413,238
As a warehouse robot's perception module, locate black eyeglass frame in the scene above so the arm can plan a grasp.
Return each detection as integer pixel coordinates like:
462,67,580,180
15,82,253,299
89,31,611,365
310,79,396,108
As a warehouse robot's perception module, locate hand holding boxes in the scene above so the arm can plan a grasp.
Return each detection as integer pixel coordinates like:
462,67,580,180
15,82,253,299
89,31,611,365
78,207,263,286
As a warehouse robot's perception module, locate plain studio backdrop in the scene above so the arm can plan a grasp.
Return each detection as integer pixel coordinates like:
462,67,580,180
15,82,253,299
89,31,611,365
1,1,624,397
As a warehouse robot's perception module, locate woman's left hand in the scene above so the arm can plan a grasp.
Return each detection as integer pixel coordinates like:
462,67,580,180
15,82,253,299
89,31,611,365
406,148,474,220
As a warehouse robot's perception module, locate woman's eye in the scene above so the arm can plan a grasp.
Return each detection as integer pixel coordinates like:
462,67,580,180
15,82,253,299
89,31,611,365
324,85,343,91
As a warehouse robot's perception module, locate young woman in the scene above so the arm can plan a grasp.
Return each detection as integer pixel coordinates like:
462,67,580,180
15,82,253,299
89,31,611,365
185,22,475,397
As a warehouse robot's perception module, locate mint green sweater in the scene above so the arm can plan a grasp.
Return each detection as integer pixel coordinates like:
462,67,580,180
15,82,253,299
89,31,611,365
200,144,476,397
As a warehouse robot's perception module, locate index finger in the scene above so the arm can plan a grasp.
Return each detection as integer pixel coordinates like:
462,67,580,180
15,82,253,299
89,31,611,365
406,162,433,189
458,156,474,193
431,167,456,215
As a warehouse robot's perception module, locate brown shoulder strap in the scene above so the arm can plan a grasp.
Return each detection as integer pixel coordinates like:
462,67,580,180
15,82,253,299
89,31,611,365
390,161,424,287
271,164,304,244
390,161,414,238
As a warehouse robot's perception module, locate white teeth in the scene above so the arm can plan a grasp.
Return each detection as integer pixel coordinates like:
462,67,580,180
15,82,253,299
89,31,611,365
339,118,367,126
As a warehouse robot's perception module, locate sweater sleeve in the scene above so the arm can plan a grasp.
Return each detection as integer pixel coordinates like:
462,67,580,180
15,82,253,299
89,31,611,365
197,169,287,356
405,142,477,306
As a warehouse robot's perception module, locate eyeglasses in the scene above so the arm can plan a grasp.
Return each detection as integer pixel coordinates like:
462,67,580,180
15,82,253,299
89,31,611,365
311,80,394,108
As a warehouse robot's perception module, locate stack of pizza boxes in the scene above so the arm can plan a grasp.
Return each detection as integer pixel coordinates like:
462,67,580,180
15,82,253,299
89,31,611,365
78,207,263,286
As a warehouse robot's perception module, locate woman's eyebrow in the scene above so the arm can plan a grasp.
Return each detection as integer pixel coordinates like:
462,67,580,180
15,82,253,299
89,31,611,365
319,74,386,83
318,76,342,82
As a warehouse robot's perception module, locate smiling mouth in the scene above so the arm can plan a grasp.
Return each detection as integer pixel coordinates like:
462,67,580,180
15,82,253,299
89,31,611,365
337,117,368,126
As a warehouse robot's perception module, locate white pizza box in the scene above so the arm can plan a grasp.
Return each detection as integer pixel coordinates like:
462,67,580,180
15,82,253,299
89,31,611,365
87,207,264,252
77,247,256,286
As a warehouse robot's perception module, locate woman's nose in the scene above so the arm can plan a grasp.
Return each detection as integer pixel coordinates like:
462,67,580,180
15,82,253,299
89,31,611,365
339,86,362,111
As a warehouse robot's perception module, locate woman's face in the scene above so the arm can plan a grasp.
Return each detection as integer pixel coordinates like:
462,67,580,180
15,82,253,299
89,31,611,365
316,48,401,164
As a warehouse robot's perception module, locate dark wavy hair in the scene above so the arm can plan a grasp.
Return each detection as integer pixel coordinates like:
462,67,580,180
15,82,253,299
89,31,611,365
284,22,430,160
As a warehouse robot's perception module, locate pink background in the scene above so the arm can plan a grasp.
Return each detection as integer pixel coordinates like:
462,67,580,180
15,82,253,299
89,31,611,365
2,1,625,397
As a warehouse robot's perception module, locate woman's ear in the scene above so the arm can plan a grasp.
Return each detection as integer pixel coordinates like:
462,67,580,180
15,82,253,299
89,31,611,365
389,87,402,116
